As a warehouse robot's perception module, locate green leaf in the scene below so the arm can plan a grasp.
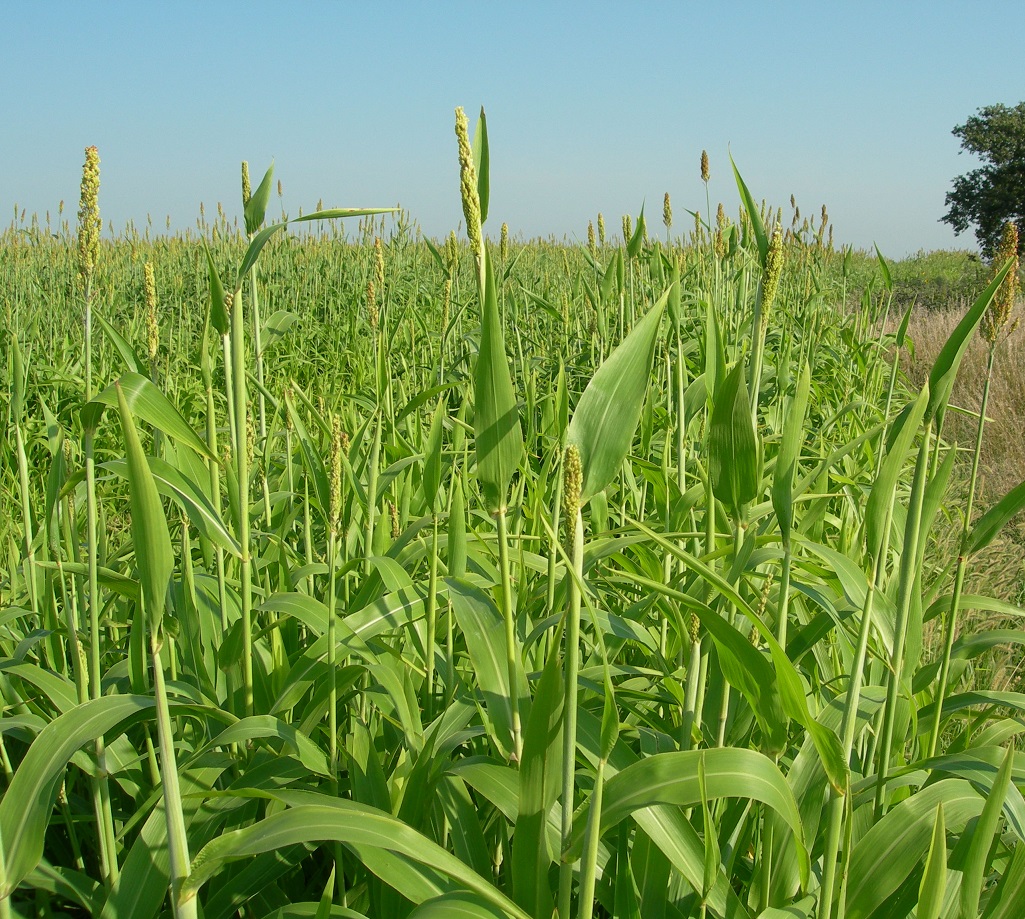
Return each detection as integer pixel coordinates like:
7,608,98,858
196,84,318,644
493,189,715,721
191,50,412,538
422,398,445,513
244,161,275,234
731,156,768,265
261,309,299,349
86,372,215,460
916,805,946,919
571,747,809,889
117,383,174,635
202,239,229,336
473,247,522,513
961,745,1015,919
626,205,646,259
698,754,720,899
180,802,531,919
968,476,1025,554
0,695,155,897
708,362,760,516
771,361,810,540
926,258,1013,426
408,892,510,918
567,288,668,504
473,107,489,225
874,243,893,292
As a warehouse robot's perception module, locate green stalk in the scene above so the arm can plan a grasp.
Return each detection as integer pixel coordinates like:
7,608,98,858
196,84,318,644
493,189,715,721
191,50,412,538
364,413,382,576
496,508,522,760
424,514,440,721
151,635,196,919
874,423,932,816
575,755,606,919
928,344,996,756
230,286,254,717
558,505,584,917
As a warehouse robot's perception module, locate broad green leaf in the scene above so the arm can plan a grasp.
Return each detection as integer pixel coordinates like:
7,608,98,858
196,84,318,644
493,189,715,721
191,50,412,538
731,156,768,265
261,309,299,348
117,383,174,634
408,892,510,918
86,372,214,460
708,362,760,516
874,243,893,292
846,779,985,919
94,308,145,374
917,805,946,919
472,107,489,224
244,161,274,234
567,288,668,503
180,803,531,919
926,259,1013,426
474,247,522,513
626,205,646,259
0,695,155,897
202,238,229,336
422,398,445,513
772,361,810,540
570,747,809,889
968,476,1025,554
961,745,1014,919
698,754,719,899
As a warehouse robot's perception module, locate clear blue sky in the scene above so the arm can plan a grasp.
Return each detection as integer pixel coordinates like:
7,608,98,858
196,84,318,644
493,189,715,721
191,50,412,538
6,1,1024,257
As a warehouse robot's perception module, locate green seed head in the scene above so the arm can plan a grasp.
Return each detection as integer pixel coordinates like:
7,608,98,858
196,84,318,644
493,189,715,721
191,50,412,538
500,222,509,261
563,444,583,529
761,224,785,320
700,150,710,183
663,192,673,231
442,278,452,335
587,220,596,257
241,161,252,209
446,230,459,274
983,220,1019,343
689,612,701,644
622,214,632,243
454,107,482,267
76,146,101,291
144,262,159,362
329,415,344,535
374,236,385,292
390,501,400,539
597,212,606,247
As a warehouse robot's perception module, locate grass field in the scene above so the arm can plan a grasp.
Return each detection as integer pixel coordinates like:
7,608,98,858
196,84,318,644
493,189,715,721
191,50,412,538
0,114,1023,919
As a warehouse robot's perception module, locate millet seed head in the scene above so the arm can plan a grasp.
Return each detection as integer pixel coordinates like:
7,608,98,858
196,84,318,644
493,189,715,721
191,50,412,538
241,161,252,209
597,212,606,247
587,220,596,256
622,214,632,243
500,222,509,262
700,150,710,183
76,146,101,291
563,444,583,529
329,414,344,535
663,193,673,231
983,220,1020,343
761,224,785,321
144,262,159,362
374,236,385,292
454,107,482,268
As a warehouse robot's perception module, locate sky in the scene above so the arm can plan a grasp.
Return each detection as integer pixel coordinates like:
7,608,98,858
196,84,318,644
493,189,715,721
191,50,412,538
5,1,1025,258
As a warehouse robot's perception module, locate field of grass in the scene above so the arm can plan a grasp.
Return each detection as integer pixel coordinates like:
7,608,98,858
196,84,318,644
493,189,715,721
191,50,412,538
1,114,1024,919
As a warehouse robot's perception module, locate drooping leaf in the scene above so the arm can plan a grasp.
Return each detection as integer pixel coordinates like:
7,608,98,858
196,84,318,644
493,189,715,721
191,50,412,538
244,161,275,235
708,362,760,516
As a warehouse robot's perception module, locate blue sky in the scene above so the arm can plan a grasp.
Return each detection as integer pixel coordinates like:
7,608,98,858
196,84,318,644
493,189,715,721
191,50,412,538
5,2,1024,257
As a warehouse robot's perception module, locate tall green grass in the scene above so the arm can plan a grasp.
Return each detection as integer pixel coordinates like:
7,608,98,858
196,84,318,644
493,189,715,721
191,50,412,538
0,115,1023,919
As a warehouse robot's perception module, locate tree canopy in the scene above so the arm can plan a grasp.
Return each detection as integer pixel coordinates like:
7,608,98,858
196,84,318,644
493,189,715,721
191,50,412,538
942,102,1025,257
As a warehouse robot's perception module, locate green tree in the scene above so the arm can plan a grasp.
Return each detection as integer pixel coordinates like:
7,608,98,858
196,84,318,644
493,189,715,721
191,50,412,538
942,102,1025,257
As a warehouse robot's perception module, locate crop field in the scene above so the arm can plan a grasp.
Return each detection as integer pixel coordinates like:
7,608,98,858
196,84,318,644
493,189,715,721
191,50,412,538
1,111,1023,918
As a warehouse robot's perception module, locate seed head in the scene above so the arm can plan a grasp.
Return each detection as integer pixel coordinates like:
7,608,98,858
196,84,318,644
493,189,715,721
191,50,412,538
390,501,400,539
663,192,673,231
622,214,632,243
563,444,583,531
374,236,385,292
700,150,710,184
761,224,785,322
689,612,701,644
454,107,482,269
597,212,606,247
144,262,159,363
587,220,596,257
277,179,283,198
241,161,252,209
983,220,1020,343
76,146,101,291
329,414,344,535
446,230,459,274
500,222,509,262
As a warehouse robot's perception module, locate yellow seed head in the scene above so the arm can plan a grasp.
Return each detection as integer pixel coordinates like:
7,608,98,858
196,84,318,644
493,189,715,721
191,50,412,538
563,444,583,529
500,222,509,261
367,280,379,332
390,501,400,539
329,414,344,534
241,161,251,209
663,192,672,231
700,150,710,183
761,224,785,320
144,262,159,362
76,146,101,291
224,290,233,318
374,236,385,292
597,212,606,247
983,220,1020,343
454,107,482,268
587,220,596,256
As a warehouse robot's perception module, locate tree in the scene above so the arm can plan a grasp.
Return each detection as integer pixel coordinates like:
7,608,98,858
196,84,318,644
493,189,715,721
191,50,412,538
942,102,1025,257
